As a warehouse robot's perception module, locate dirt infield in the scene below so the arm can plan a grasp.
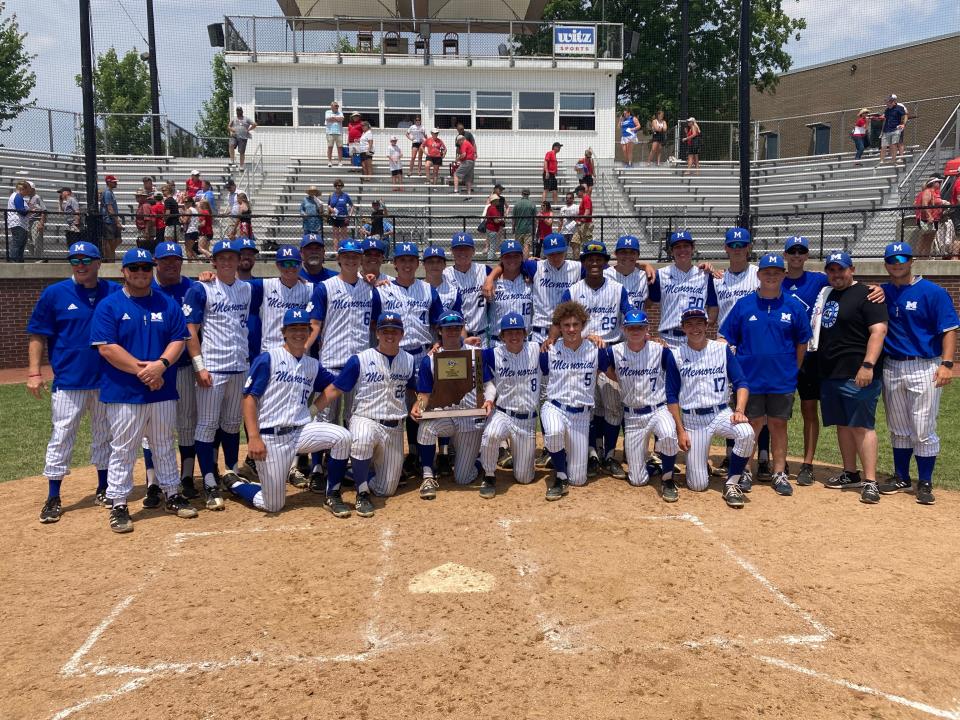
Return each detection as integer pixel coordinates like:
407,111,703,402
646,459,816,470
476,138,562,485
3,460,960,720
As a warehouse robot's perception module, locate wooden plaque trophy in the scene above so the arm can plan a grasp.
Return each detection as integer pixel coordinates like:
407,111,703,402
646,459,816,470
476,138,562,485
420,349,487,419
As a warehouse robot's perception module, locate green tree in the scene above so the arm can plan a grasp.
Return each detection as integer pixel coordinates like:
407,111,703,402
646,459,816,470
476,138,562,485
195,52,231,157
76,47,151,155
0,2,37,130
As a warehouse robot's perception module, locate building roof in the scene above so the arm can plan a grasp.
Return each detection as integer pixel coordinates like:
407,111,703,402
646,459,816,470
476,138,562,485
788,31,960,75
276,0,549,22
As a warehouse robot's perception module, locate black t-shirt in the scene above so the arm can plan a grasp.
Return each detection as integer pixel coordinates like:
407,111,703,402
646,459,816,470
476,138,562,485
817,282,888,379
164,197,179,224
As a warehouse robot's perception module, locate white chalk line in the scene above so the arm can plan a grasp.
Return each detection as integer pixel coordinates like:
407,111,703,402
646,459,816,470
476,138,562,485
49,677,153,720
754,655,960,720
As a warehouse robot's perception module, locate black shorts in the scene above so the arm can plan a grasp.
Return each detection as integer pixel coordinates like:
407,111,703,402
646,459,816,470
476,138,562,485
581,174,594,186
797,352,820,402
746,393,795,421
543,173,558,191
428,156,442,166
391,169,403,177
360,152,373,161
412,142,422,149
652,131,666,144
329,216,348,228
185,231,199,253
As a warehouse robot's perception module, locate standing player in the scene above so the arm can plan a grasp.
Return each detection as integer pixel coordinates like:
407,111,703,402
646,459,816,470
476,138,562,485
361,237,395,285
487,240,533,344
647,231,718,348
878,242,957,505
478,313,543,498
300,233,337,284
232,309,353,516
666,308,754,508
604,311,680,500
91,248,195,533
252,245,313,353
316,312,418,515
422,245,462,315
443,233,492,346
714,228,759,327
184,240,252,510
236,237,262,362
604,235,649,309
28,242,118,523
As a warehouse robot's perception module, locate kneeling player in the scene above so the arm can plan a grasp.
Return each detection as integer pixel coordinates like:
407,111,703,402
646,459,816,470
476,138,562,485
605,310,680,500
232,309,352,516
665,309,754,509
478,312,543,498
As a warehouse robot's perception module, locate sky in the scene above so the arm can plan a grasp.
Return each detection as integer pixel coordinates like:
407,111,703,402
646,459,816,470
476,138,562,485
10,0,960,131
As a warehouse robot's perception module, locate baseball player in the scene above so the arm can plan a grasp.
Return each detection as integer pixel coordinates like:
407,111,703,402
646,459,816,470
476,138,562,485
478,312,543,497
90,248,195,533
299,232,338,284
443,233,493,345
604,310,681,499
487,240,533,344
560,241,633,478
361,237,396,284
603,235,649,309
720,255,811,497
665,308,754,509
714,228,759,327
422,245,462,315
411,311,493,499
231,308,353,516
315,312,419,516
540,301,611,500
184,239,252,510
251,245,313,353
878,242,957,505
647,230,718,348
29,241,119,523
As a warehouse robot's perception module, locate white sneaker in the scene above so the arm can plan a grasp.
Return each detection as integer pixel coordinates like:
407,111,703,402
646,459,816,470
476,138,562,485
327,162,333,167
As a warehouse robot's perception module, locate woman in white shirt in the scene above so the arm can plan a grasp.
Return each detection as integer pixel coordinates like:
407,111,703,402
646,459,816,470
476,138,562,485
180,196,200,260
358,121,375,179
405,115,427,176
558,192,579,248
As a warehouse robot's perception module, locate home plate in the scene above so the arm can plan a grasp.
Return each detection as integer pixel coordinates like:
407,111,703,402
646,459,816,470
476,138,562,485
408,563,496,594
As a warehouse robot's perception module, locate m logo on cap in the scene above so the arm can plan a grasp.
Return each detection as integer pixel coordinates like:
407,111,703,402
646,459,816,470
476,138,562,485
165,243,176,252
281,248,293,257
768,255,777,263
732,230,743,238
291,310,303,320
509,317,518,325
137,250,148,258
891,244,904,252
76,243,87,252
402,243,414,253
830,253,843,261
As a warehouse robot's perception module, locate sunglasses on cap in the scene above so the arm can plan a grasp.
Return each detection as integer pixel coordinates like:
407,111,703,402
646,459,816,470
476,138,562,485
69,257,96,266
785,246,809,255
126,263,154,273
277,259,300,269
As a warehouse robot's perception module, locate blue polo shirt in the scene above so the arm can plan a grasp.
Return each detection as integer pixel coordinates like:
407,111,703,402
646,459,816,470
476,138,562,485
883,103,907,132
882,277,959,360
328,191,353,217
26,278,121,391
782,270,829,320
719,292,812,394
90,289,190,404
153,276,194,368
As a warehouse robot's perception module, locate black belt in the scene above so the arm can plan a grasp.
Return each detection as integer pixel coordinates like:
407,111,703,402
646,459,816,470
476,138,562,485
374,418,401,428
531,326,547,335
550,400,587,414
489,335,501,342
623,402,665,415
887,355,929,361
682,403,728,416
496,405,537,420
260,426,299,436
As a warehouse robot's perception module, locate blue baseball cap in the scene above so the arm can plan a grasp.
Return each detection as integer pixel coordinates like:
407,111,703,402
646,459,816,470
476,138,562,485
499,240,523,257
824,251,853,269
437,311,465,328
784,236,809,251
212,239,238,256
154,242,184,260
450,232,475,248
301,232,325,248
362,237,386,254
724,227,752,247
68,241,101,259
393,242,419,258
377,312,404,329
580,241,610,260
122,247,155,267
235,237,259,253
500,312,527,331
884,242,913,263
623,310,649,326
337,240,363,255
615,235,640,252
275,245,301,263
669,230,694,246
281,308,310,328
758,254,785,270
423,246,447,260
542,233,567,255
680,308,708,323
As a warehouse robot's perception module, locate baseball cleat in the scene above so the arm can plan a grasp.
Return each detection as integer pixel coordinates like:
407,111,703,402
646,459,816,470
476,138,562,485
166,493,199,518
859,481,880,504
308,471,326,494
796,464,815,486
756,460,772,481
324,492,352,518
220,469,243,490
94,491,111,508
771,471,793,496
738,467,753,493
355,492,375,517
661,479,679,503
40,496,62,524
587,453,601,478
419,476,439,500
205,485,225,511
878,477,911,495
497,447,512,468
723,484,745,509
109,504,134,533
479,476,496,499
287,468,309,489
180,477,200,499
824,470,863,489
535,448,550,467
545,478,565,501
603,457,627,479
915,484,935,505
142,484,162,509
646,456,664,478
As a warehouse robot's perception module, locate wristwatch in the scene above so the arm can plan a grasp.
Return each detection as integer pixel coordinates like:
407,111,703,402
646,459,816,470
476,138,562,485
159,357,170,368
861,361,874,369
942,360,954,370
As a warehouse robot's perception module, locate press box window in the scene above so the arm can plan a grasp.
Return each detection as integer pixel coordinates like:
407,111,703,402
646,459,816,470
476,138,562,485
435,91,470,130
384,90,421,129
559,93,595,131
519,92,554,130
343,89,380,127
476,91,512,130
298,88,335,127
254,87,293,126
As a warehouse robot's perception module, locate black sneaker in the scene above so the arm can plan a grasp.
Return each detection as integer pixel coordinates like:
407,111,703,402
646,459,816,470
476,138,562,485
205,485,225,511
287,468,309,489
878,477,911,495
142,484,162,509
824,471,863,489
308,471,326,494
738,467,753,493
796,464,815,487
479,476,496,500
109,504,133,533
603,457,626,479
165,493,199,518
324,492,352,518
860,481,880,504
646,456,664,478
756,460,772,481
587,454,601,478
771,471,793,497
94,491,111,508
40,496,62,524
723,484,745,509
661,479,679,503
545,478,565,501
355,492,375,517
181,477,199,499
916,484,935,505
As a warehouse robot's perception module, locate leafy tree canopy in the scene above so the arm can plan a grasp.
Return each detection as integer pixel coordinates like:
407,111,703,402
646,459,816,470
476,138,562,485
0,2,37,130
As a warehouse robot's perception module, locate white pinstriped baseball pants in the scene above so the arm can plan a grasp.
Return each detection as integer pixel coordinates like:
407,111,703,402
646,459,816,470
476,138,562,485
418,416,483,485
43,389,111,482
349,416,405,497
623,407,679,487
480,410,538,483
682,408,754,491
106,400,179,502
882,358,942,456
194,371,244,443
541,402,592,486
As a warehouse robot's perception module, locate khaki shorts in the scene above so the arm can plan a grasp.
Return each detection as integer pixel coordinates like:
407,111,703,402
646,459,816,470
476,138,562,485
327,133,343,148
572,222,593,247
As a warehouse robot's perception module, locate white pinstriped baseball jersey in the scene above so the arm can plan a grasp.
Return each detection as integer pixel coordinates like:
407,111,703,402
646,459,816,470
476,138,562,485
376,280,436,350
604,266,649,308
715,264,759,326
564,278,629,343
653,265,713,333
347,348,416,421
183,278,251,372
611,342,668,407
246,347,326,427
259,278,313,352
316,276,373,368
444,263,490,335
434,277,461,313
530,259,581,330
484,341,542,413
490,274,532,334
543,341,601,407
670,340,731,408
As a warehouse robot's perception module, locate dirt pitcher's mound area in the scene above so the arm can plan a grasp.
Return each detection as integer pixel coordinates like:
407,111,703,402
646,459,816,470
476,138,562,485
3,464,960,720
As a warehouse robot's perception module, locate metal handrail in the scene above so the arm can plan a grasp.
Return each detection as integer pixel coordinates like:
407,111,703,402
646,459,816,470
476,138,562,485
897,100,960,203
238,142,266,197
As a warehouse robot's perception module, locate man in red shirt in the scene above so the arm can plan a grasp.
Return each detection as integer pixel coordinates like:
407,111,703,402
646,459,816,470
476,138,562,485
150,193,166,239
423,128,447,185
542,142,562,205
185,170,203,199
571,184,593,257
453,135,476,195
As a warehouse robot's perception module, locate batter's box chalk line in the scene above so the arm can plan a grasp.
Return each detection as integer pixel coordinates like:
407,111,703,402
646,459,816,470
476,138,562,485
52,523,437,720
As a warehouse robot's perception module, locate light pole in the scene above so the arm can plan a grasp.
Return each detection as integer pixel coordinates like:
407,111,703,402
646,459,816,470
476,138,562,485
78,0,100,250
145,0,163,155
738,0,752,229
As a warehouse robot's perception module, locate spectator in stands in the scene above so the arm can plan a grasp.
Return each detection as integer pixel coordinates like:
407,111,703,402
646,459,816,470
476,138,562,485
483,190,505,262
683,117,702,173
26,182,47,260
511,188,536,257
100,174,122,261
388,136,404,191
620,109,641,167
455,121,476,152
223,178,238,235
453,134,476,196
648,110,667,165
197,198,214,258
161,183,179,244
575,148,595,196
406,115,427,177
301,186,325,235
198,179,217,214
59,187,82,247
228,107,256,171
358,121,375,179
347,113,364,169
559,191,578,248
6,180,30,262
571,184,593,257
134,190,156,252
851,108,870,162
327,179,354,247
424,128,446,185
915,177,952,259
234,192,253,241
536,200,554,258
142,176,155,197
186,170,203,199
362,200,395,243
151,193,166,243
325,101,345,168
880,94,908,165
542,141,561,205
181,196,200,260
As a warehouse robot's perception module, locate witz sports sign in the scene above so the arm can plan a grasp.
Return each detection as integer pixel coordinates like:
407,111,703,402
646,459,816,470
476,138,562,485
553,25,596,56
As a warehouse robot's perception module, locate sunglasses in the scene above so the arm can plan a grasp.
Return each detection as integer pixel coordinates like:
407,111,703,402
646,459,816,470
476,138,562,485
277,260,300,269
69,257,96,266
785,247,809,255
726,242,750,249
125,263,154,273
